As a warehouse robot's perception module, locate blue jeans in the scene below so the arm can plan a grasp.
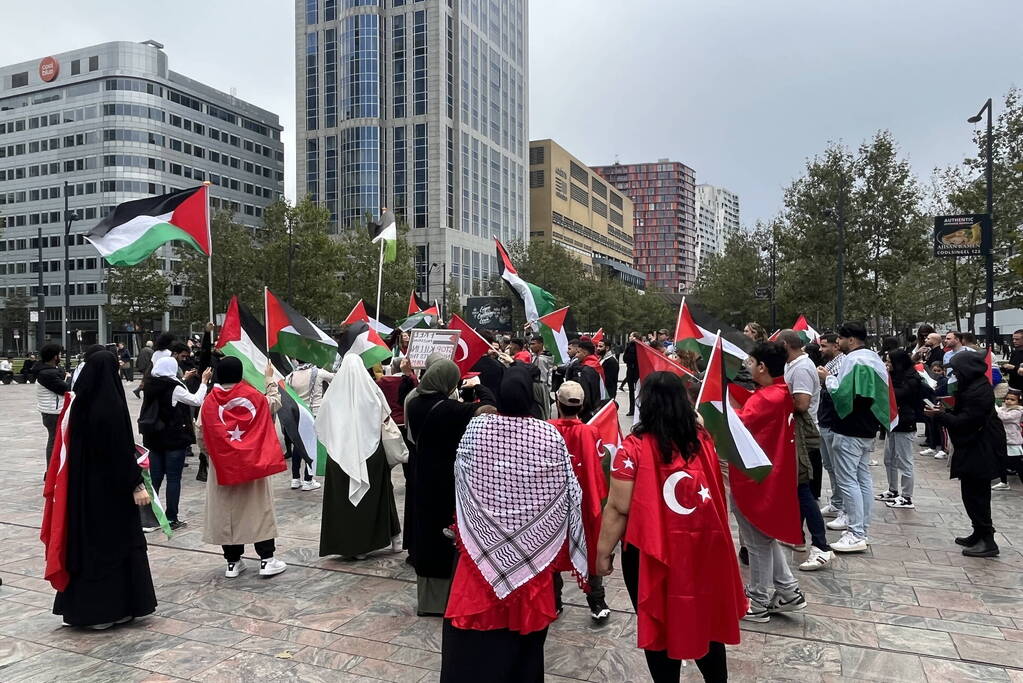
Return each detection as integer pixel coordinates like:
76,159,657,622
149,448,187,522
798,483,831,551
830,434,874,539
819,427,842,510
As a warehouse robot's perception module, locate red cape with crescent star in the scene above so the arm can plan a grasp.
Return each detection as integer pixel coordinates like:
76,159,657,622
201,383,286,486
549,418,607,574
612,430,746,660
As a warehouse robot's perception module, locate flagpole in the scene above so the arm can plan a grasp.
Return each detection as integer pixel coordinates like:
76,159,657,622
374,238,385,322
202,181,214,327
694,331,722,407
264,286,270,353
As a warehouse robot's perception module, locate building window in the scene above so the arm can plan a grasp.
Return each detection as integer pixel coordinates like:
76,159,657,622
415,245,427,293
325,0,336,20
306,0,318,24
392,14,406,118
393,126,406,218
324,28,337,127
450,246,460,295
591,178,607,197
529,146,544,165
610,192,623,210
341,14,380,119
570,161,588,185
570,183,588,207
446,14,454,119
306,138,319,201
413,123,427,228
70,59,81,75
306,31,319,130
325,135,338,222
529,170,544,188
88,55,99,71
11,72,28,88
446,126,455,229
412,9,427,115
339,126,380,228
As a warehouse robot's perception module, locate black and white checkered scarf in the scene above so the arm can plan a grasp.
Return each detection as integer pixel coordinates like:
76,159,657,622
454,413,588,600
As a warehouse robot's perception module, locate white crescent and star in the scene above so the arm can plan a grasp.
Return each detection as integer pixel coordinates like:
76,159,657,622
662,470,711,516
219,397,258,442
454,338,469,362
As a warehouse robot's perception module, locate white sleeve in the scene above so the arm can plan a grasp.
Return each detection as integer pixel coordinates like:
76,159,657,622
824,373,839,392
171,383,208,408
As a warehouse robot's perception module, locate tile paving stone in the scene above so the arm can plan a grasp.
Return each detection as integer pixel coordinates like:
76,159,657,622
3,383,1023,680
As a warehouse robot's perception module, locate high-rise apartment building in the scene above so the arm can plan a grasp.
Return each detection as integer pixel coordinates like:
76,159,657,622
528,139,643,288
0,41,284,351
695,184,740,274
296,0,529,305
593,159,698,293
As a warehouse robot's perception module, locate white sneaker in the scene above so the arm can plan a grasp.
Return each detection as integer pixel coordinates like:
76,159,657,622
869,459,879,466
826,513,849,531
799,548,834,571
992,482,1010,491
391,534,403,553
259,557,287,577
301,479,321,491
225,560,246,578
831,531,868,553
886,496,915,509
290,479,301,489
934,450,948,460
919,448,935,456
142,525,160,533
819,503,841,518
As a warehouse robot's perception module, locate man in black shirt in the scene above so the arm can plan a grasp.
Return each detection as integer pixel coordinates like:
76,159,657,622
999,329,1023,393
596,339,619,404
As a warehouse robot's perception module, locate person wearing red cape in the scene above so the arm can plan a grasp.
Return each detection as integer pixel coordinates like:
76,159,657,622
596,371,746,682
548,380,611,621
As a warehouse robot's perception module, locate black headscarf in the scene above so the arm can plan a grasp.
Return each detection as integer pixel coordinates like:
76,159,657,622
216,356,243,384
65,350,142,573
499,364,535,417
888,349,916,387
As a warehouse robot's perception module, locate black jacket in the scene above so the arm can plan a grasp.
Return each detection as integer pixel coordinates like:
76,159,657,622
564,360,601,421
600,354,620,398
139,377,197,451
623,341,639,382
935,352,1004,481
891,372,921,433
36,364,69,398
1007,348,1023,392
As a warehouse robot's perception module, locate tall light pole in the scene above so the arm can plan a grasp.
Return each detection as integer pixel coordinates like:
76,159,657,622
36,224,45,351
968,98,995,349
62,181,78,373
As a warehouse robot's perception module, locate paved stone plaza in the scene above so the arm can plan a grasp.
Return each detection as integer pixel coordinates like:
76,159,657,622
0,381,1021,681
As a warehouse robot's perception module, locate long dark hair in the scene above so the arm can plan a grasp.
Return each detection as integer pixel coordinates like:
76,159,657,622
633,371,701,464
887,348,917,388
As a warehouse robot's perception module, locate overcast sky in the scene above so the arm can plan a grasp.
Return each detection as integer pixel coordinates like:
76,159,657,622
2,1,1021,225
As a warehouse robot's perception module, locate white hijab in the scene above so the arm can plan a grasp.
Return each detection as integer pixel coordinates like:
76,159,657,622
151,356,180,378
316,352,391,506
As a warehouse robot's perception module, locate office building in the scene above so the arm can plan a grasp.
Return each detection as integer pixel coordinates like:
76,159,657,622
0,40,285,351
695,184,740,274
296,0,529,304
527,139,642,288
593,159,698,293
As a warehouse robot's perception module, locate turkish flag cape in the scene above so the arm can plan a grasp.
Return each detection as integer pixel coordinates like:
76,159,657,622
549,418,607,574
616,430,746,660
731,378,802,544
40,393,75,591
201,383,286,486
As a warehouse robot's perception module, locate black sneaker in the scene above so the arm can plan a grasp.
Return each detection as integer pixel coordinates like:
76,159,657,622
169,520,188,531
767,588,807,614
588,596,611,622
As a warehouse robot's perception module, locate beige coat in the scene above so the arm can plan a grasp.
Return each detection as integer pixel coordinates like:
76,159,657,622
200,381,282,546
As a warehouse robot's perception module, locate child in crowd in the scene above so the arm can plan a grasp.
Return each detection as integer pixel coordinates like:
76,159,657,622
994,389,1023,491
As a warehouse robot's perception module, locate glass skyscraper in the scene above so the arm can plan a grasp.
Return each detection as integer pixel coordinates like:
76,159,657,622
296,0,529,304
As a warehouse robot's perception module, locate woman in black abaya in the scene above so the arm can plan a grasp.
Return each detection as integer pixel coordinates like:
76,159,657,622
52,350,157,628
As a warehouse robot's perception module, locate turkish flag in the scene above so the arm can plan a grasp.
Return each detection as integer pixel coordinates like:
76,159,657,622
41,393,75,591
549,418,607,574
635,340,699,384
613,429,746,660
448,314,492,377
201,382,286,486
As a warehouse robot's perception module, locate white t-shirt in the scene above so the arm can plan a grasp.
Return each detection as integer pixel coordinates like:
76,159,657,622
784,353,821,427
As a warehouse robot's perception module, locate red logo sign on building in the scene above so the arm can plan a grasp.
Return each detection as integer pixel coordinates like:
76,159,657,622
39,56,59,82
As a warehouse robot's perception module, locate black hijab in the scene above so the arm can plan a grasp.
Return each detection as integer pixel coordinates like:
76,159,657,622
216,356,243,384
499,364,535,417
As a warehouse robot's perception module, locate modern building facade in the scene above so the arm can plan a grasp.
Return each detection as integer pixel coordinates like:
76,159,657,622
0,40,284,352
695,184,740,274
527,139,643,288
593,159,698,293
296,0,529,304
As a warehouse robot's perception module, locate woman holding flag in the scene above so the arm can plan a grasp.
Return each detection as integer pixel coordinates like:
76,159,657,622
41,350,158,629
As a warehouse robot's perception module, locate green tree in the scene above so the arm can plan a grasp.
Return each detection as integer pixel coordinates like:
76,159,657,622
692,225,772,330
335,218,417,325
445,274,463,319
1,293,32,352
106,256,170,346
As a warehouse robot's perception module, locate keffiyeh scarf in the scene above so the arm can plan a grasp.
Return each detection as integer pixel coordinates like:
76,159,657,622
454,414,588,599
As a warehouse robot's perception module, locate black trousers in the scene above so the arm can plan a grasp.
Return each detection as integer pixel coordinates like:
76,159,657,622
621,545,728,682
553,572,605,611
222,539,276,563
41,412,59,468
960,477,995,537
626,379,637,414
440,619,547,682
808,447,823,500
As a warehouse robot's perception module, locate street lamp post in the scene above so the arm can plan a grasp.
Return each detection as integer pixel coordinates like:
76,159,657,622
286,212,295,301
63,181,78,373
968,98,995,349
36,225,45,351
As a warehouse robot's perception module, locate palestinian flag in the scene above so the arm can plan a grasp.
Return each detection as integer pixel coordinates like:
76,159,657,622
695,334,773,483
136,446,172,538
369,208,397,262
496,237,557,326
87,185,210,266
217,296,327,476
339,321,393,369
539,306,571,364
831,348,898,432
408,291,432,316
265,288,338,370
343,299,394,336
399,303,441,332
914,362,937,391
591,328,604,345
674,298,746,376
792,315,820,345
